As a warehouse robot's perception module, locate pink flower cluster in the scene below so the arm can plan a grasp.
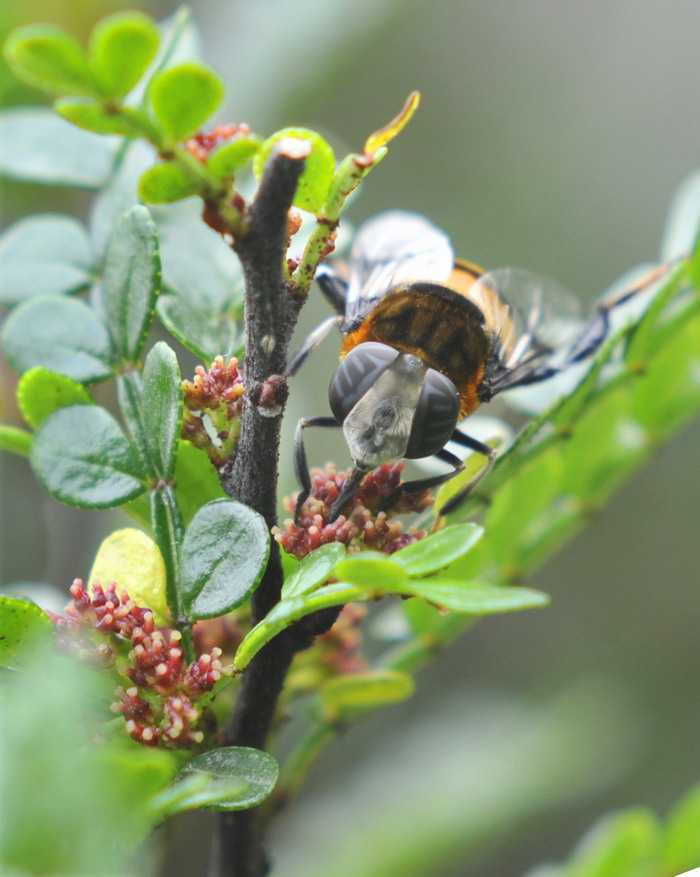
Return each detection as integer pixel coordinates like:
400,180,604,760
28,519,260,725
181,356,244,467
274,462,432,559
51,580,232,747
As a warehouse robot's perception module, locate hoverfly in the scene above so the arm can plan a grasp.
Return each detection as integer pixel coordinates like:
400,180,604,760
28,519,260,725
290,211,668,523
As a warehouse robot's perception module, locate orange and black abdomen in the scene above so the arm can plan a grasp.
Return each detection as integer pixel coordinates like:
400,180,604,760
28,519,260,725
341,281,492,418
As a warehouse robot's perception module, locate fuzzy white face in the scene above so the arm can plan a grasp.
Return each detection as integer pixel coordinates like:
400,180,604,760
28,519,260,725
341,353,427,469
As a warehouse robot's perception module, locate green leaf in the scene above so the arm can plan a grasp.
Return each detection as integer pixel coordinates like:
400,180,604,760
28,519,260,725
317,671,415,722
282,543,347,599
0,108,120,188
3,24,100,97
138,163,200,203
1,294,113,383
172,440,226,526
664,784,700,874
254,128,336,213
234,583,365,672
0,426,32,457
157,293,241,361
141,342,182,480
402,578,550,614
55,99,152,139
175,747,279,811
333,552,408,591
564,809,662,877
0,214,93,304
150,62,225,141
30,404,146,508
103,206,161,365
180,499,270,619
207,137,262,181
149,486,185,620
89,11,160,98
17,368,94,429
0,596,54,670
151,773,248,818
392,524,484,576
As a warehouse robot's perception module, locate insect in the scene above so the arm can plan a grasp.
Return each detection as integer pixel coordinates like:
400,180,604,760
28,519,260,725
290,211,669,523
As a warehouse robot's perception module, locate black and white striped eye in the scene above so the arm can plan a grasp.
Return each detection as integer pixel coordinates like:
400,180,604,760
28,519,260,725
329,342,399,424
405,368,460,459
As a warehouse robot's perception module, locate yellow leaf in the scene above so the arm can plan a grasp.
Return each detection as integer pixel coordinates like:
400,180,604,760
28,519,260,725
89,528,170,625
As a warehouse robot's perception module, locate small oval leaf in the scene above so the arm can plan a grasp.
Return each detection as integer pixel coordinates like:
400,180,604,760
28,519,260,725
30,404,146,508
89,11,160,98
89,528,169,625
150,62,225,141
333,552,408,591
3,24,100,97
176,747,279,811
1,294,113,383
404,578,550,614
17,368,94,429
103,205,161,365
392,524,484,576
138,163,200,203
55,100,150,138
318,670,415,722
207,137,262,181
281,542,346,600
0,596,54,671
141,341,182,480
254,128,335,213
180,499,270,619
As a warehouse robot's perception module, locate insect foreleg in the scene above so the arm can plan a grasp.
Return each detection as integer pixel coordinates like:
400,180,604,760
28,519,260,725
435,431,497,516
294,416,341,522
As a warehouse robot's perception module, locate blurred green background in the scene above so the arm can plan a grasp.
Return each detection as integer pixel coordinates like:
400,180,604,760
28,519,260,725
1,1,699,875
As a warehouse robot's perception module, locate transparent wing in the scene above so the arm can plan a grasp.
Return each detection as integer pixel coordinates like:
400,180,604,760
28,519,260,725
468,268,582,391
344,211,454,328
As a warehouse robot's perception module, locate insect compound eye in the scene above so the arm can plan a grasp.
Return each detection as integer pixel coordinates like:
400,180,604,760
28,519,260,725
328,342,399,424
405,368,460,459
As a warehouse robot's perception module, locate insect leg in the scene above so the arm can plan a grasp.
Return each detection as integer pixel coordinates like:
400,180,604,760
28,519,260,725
287,315,343,376
316,264,349,314
294,416,341,523
327,465,371,523
436,431,497,515
379,447,466,514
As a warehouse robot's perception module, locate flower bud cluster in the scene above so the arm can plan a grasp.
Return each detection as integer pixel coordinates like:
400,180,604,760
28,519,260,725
181,356,244,466
274,462,432,559
52,580,232,747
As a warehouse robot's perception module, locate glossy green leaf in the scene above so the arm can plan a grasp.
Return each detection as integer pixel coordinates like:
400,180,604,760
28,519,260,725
55,100,151,139
392,524,484,576
149,486,184,620
1,295,113,383
138,163,200,203
207,137,262,181
317,671,415,722
0,214,93,304
0,108,119,188
175,747,279,811
234,583,365,672
402,578,550,614
150,62,225,141
89,11,160,98
172,440,226,526
663,783,700,874
30,404,146,508
151,773,248,818
141,342,182,479
0,596,54,670
17,368,93,429
157,294,240,361
180,499,270,619
0,426,32,457
3,24,100,97
103,206,161,365
282,543,347,600
333,552,408,591
254,128,335,212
